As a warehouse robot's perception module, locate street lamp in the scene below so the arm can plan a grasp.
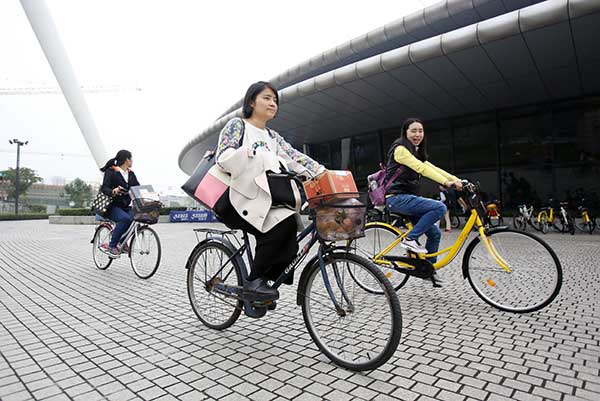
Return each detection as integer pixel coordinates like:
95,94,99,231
8,139,28,215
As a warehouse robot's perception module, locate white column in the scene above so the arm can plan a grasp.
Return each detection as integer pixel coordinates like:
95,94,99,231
20,0,109,168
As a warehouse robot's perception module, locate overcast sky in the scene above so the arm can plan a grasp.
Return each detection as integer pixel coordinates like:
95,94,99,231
0,0,436,193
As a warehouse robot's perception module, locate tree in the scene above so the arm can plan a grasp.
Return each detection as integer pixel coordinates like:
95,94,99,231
0,167,42,200
64,178,93,208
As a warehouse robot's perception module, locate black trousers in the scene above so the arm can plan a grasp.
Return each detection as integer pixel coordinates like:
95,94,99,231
214,190,298,283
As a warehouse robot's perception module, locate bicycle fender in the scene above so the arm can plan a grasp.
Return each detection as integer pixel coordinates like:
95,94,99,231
296,246,355,306
90,223,112,244
184,236,245,272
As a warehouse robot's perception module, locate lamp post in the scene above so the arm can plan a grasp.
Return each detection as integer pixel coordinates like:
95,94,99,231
8,139,28,215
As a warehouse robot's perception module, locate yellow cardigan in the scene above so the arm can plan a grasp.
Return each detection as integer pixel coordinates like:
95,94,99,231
394,146,459,185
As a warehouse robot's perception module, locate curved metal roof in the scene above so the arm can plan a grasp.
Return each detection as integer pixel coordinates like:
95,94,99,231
180,0,600,174
217,0,546,119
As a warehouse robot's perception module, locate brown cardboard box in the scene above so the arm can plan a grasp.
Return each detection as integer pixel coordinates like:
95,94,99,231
303,170,358,200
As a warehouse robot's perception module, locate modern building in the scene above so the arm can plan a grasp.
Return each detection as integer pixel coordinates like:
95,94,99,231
179,0,600,209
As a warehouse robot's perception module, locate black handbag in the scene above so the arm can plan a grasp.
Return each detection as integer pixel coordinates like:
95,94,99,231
91,192,113,216
267,172,302,210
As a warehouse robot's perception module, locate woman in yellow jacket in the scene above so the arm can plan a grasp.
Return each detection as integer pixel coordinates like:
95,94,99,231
385,118,463,274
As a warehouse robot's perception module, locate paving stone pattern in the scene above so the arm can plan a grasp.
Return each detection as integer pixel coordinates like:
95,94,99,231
0,220,599,400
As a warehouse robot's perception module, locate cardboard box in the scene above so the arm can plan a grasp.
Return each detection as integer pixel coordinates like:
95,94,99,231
303,170,358,200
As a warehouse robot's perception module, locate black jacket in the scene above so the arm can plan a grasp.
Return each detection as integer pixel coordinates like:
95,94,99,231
101,167,140,209
385,144,422,196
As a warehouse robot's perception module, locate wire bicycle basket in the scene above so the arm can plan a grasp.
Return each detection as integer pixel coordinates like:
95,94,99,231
132,198,161,224
310,192,367,241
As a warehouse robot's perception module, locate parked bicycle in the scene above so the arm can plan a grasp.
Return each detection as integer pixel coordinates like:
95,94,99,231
186,192,402,371
513,204,535,231
350,181,562,313
534,198,574,235
574,198,596,234
91,194,162,279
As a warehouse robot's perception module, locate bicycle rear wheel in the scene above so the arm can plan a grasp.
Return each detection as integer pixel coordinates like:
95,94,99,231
349,223,410,292
464,229,562,313
92,225,113,270
129,226,161,279
187,241,243,330
513,215,526,231
450,214,461,229
301,252,402,371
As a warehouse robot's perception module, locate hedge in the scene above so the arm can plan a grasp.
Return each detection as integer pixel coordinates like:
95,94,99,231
0,213,50,221
57,206,190,216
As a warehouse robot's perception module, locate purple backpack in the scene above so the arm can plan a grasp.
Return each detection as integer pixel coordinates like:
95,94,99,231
367,163,403,206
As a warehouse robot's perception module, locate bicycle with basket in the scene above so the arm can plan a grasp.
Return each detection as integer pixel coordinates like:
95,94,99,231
91,185,162,279
185,171,402,371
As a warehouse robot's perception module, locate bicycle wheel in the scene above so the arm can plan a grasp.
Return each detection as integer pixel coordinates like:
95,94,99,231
464,229,562,313
575,216,595,234
301,252,402,371
187,241,243,330
349,223,410,292
512,215,526,231
129,226,161,279
450,214,461,229
537,212,549,234
92,225,113,270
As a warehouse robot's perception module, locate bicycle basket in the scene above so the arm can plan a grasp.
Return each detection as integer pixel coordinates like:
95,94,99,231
311,192,367,241
132,198,161,224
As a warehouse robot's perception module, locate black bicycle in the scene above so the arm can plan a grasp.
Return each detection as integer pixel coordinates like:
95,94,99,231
185,193,402,371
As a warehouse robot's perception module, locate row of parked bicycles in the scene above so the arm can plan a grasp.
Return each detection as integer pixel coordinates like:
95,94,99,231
410,197,598,235
513,199,598,235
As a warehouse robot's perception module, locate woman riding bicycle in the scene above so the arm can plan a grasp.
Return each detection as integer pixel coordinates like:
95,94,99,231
213,81,325,303
385,118,462,279
100,150,140,257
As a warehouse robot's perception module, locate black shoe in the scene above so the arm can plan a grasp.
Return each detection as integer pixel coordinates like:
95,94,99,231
243,278,279,302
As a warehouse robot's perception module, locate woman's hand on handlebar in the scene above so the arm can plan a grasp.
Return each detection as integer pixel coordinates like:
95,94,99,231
445,180,463,191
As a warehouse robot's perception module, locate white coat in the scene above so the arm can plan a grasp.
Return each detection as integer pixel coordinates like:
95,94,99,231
212,118,324,233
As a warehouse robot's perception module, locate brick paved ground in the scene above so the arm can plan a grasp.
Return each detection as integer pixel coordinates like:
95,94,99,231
1,220,599,401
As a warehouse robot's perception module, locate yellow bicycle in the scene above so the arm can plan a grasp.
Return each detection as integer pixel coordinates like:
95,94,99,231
351,181,562,313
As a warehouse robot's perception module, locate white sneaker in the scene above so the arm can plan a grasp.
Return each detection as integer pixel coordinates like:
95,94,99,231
400,238,427,253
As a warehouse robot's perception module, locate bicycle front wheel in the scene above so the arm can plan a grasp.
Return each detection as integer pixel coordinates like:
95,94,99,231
575,217,595,234
349,223,410,292
92,225,113,270
464,229,562,313
187,241,243,330
129,226,161,279
301,252,402,371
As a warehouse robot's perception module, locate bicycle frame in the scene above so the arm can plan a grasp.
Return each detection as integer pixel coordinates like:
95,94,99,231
203,220,354,314
370,200,512,273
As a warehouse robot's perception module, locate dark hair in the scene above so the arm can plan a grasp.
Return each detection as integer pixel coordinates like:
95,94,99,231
391,117,428,162
242,81,279,118
100,149,132,172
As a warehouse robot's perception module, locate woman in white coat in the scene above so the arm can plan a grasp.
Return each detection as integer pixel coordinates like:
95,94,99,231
213,81,325,306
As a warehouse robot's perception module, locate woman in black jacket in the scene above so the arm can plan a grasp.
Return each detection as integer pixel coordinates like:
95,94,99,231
100,150,140,256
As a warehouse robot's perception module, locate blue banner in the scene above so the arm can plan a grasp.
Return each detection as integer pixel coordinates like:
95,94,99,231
169,210,219,223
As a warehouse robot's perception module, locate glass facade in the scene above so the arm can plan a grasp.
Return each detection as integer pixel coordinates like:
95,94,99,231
308,96,600,211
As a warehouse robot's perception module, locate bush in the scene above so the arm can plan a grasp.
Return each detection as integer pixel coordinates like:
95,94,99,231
56,206,189,217
0,213,49,221
28,205,47,213
58,208,94,216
